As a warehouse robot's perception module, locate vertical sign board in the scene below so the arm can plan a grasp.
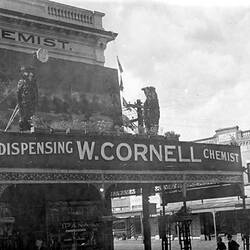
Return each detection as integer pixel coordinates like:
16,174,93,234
0,132,242,172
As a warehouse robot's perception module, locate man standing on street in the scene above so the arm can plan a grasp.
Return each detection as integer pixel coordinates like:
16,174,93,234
228,234,240,250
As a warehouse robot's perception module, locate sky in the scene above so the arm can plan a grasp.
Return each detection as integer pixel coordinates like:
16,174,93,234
54,0,250,141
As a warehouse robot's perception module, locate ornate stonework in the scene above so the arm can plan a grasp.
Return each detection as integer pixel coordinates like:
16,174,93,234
0,0,117,65
0,184,10,197
0,169,243,186
185,174,242,183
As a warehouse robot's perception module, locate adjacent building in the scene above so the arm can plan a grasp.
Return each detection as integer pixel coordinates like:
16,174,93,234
112,126,250,240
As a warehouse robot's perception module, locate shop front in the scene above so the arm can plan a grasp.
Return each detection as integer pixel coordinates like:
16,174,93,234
0,130,243,250
0,183,110,250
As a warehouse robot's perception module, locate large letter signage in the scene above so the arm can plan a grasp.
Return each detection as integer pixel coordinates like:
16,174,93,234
0,131,242,172
0,28,70,50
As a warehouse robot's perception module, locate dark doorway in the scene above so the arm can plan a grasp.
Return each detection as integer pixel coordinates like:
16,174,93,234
0,183,108,250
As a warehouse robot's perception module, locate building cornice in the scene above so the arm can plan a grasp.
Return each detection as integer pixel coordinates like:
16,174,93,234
192,136,216,143
215,125,239,134
0,8,118,41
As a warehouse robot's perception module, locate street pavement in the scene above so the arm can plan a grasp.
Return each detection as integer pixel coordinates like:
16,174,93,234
114,238,231,250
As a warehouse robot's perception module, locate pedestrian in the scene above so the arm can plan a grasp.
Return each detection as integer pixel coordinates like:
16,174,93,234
227,234,240,250
216,236,226,250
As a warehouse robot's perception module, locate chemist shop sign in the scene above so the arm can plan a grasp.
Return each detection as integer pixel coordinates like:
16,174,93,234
0,28,70,50
0,132,242,172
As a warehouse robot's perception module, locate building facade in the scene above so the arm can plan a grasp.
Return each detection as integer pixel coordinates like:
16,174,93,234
0,2,245,250
0,0,121,133
0,1,120,249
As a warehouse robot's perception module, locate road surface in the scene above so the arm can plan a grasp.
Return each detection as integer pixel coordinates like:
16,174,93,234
114,238,237,250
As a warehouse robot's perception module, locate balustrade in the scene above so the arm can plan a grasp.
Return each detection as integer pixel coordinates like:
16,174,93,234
47,5,94,25
241,130,250,138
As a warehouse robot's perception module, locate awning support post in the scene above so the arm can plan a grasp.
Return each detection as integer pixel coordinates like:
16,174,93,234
212,210,217,239
142,184,152,250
